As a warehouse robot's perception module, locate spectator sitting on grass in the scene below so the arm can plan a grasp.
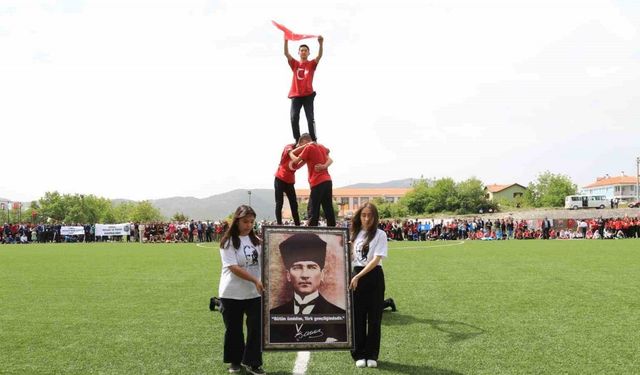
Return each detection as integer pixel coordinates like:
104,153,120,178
603,229,614,239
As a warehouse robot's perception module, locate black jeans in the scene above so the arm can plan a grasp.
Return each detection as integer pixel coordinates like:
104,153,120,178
308,180,335,227
220,297,262,367
290,92,317,142
351,266,385,361
274,177,300,226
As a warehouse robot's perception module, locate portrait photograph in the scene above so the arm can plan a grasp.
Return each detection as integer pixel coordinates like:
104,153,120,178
261,226,353,351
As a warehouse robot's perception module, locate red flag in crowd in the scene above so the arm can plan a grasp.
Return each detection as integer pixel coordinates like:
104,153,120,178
272,20,318,41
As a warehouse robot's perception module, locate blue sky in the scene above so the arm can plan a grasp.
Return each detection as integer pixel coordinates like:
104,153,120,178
1,0,638,201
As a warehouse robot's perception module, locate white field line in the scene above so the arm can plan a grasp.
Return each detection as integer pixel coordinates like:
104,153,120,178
195,243,218,249
392,240,466,250
293,351,311,375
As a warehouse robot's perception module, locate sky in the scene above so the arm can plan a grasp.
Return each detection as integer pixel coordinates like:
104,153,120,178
1,0,639,202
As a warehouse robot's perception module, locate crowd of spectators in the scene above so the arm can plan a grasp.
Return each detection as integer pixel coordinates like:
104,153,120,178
3,216,639,245
376,216,640,241
0,220,231,244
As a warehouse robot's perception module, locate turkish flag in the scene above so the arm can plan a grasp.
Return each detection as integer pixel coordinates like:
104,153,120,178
272,20,318,41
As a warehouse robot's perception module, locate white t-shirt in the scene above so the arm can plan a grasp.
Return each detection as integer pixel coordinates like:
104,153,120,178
218,235,261,299
352,228,388,268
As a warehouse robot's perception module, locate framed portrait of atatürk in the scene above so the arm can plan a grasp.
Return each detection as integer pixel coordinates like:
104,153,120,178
261,226,353,351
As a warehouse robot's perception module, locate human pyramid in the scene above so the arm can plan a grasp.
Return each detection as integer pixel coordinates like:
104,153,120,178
217,23,389,375
272,22,335,228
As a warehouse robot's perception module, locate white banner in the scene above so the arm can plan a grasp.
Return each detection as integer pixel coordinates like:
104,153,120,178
95,223,131,236
60,226,85,236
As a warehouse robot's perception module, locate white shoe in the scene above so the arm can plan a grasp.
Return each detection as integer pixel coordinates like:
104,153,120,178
355,359,366,368
367,360,378,368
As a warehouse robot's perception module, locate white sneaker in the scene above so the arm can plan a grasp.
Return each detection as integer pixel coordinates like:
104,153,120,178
355,359,366,368
367,360,378,368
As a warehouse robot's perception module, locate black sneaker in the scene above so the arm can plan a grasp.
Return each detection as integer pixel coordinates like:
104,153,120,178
385,298,397,312
243,364,266,375
228,363,241,373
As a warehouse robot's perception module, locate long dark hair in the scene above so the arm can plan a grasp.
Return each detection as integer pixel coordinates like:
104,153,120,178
220,205,260,250
350,202,379,259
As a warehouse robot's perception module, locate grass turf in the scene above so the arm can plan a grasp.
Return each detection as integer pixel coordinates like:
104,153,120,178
1,239,638,374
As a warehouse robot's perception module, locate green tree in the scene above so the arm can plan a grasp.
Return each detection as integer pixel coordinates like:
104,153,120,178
112,202,136,223
400,177,495,215
456,177,490,214
401,179,431,214
525,171,577,207
402,177,459,214
171,212,189,222
39,191,66,222
428,178,458,213
83,195,115,223
298,201,309,220
130,201,164,222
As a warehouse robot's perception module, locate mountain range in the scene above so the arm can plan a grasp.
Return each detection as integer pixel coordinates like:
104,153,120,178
150,178,414,220
2,179,415,221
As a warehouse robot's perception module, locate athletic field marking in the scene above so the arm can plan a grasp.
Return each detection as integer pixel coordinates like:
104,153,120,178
195,243,218,249
392,241,466,250
293,351,310,375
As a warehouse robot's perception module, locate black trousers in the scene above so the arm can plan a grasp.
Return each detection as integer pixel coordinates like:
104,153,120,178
351,266,385,361
290,92,317,142
220,297,262,367
308,180,335,227
274,177,300,226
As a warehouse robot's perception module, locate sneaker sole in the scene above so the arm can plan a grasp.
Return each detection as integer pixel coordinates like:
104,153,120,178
242,364,265,375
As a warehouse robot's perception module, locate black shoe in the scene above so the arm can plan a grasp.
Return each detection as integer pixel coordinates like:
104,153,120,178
243,364,266,375
228,363,241,373
385,298,397,312
209,297,220,311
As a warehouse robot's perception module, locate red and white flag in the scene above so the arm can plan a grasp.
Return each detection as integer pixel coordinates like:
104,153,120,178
272,20,318,41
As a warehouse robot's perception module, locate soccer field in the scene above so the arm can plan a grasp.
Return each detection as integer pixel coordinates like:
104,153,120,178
1,240,638,374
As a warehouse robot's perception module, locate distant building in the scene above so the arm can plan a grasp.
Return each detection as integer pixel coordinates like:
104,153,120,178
484,183,527,203
291,188,411,218
580,174,639,201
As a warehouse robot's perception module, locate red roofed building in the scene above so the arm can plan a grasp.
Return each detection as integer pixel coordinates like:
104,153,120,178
581,174,639,201
484,183,527,203
293,187,411,217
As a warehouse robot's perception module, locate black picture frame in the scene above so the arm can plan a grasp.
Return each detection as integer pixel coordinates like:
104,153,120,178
261,226,353,351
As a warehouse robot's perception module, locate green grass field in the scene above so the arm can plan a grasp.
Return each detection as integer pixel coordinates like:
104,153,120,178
1,239,639,374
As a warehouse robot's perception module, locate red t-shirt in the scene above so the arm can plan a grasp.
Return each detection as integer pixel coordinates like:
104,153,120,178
298,143,331,187
288,58,318,98
274,144,302,184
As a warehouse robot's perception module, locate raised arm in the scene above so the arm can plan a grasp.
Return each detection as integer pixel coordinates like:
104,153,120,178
284,38,293,60
288,142,311,163
288,149,301,164
315,35,324,63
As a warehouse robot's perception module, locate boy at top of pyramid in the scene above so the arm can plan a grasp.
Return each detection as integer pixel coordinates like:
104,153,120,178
284,35,323,143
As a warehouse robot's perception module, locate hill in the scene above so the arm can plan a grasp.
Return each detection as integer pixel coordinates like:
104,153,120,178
1,179,417,221
341,178,415,189
150,189,275,221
